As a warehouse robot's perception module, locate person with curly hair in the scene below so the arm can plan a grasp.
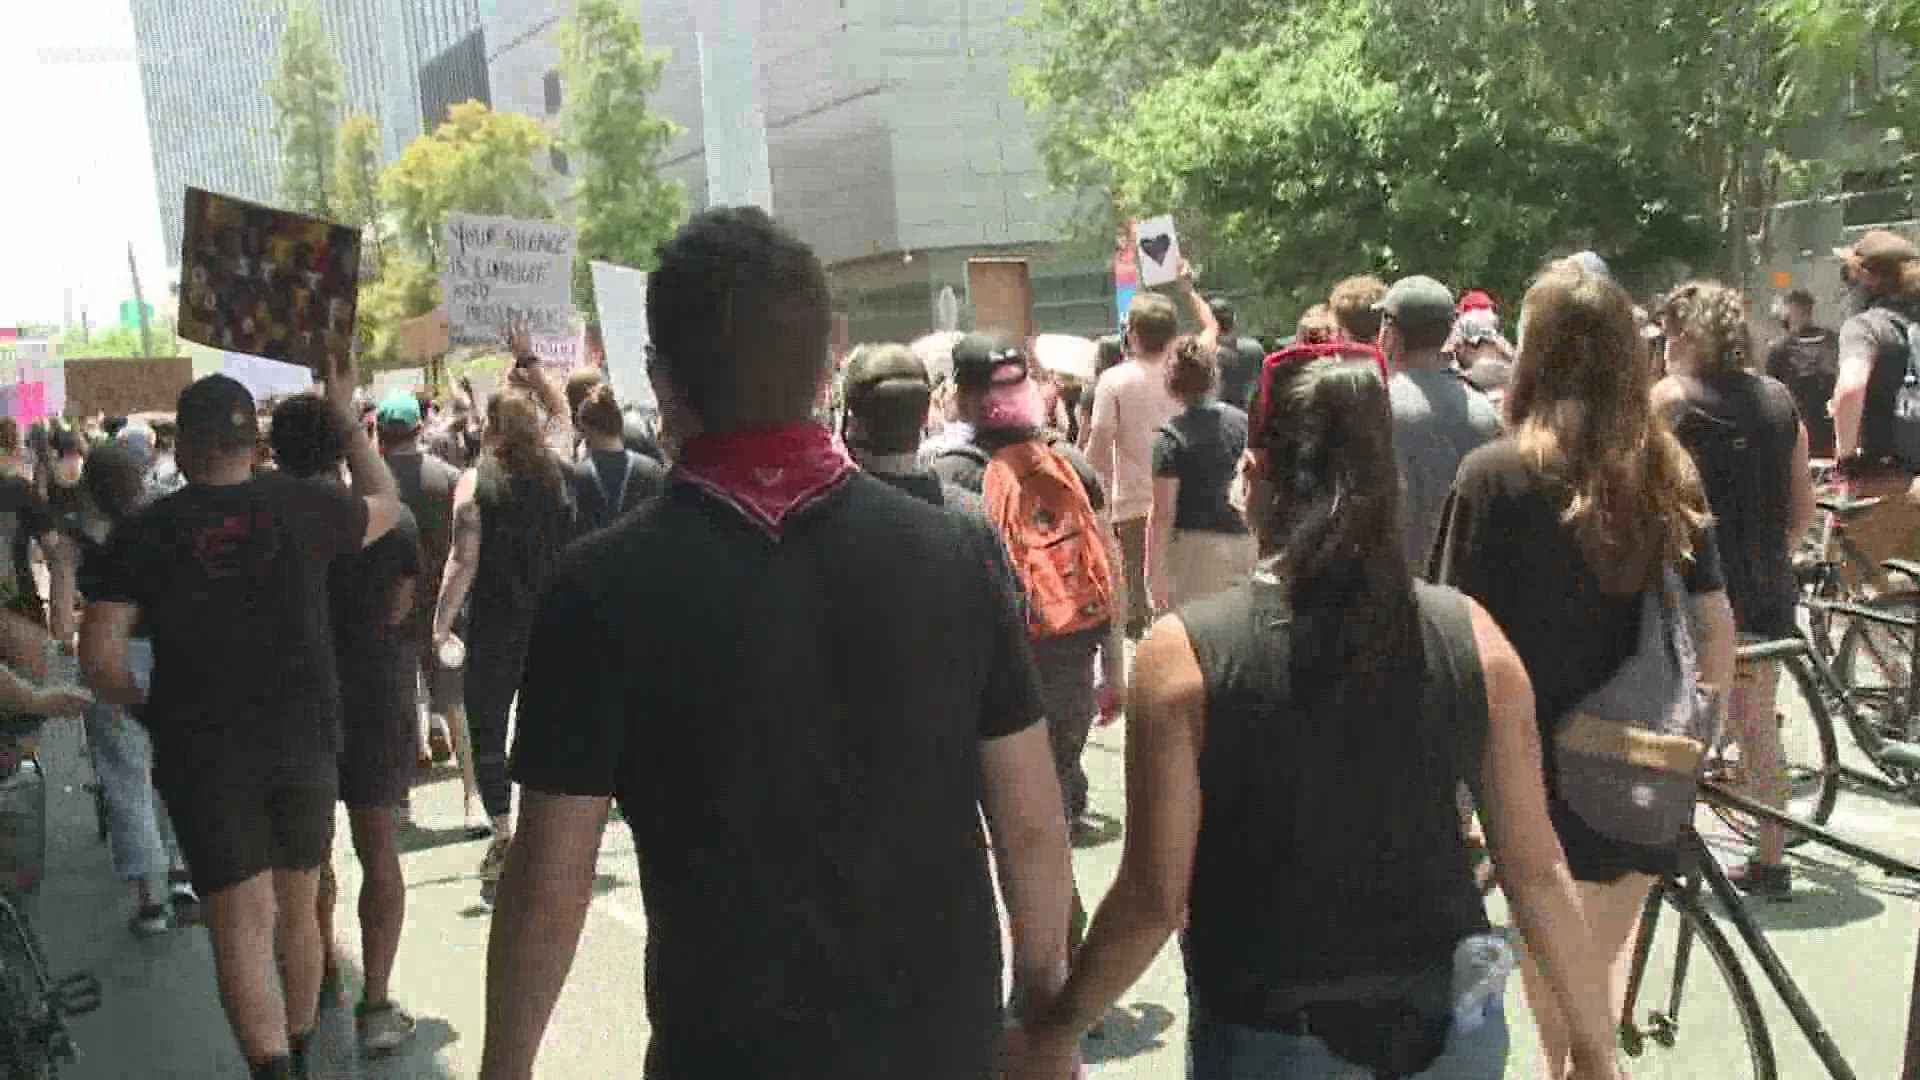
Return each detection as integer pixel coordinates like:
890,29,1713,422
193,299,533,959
1655,279,1814,898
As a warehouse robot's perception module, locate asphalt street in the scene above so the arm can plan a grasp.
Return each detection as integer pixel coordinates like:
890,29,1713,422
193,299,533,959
35,685,1920,1079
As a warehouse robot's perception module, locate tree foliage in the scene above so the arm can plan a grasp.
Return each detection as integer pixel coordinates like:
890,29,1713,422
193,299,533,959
267,0,343,216
334,112,385,265
1015,0,1867,306
380,101,553,265
56,321,179,359
557,0,686,320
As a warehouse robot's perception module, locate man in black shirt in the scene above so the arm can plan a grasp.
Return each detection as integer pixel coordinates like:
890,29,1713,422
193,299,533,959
1209,296,1267,410
79,361,405,1080
481,208,1074,1080
1765,288,1838,458
841,343,981,513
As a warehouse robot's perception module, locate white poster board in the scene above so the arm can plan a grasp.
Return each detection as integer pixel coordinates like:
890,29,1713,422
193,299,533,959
441,213,577,347
1132,216,1182,288
371,367,426,399
696,28,774,212
590,259,656,408
221,352,315,402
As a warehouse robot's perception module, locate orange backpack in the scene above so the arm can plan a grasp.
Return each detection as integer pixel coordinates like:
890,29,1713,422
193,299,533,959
980,440,1116,641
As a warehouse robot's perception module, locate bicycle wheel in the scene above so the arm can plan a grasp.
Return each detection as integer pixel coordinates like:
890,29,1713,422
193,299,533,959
1706,652,1840,848
1620,880,1776,1079
1833,591,1920,775
0,892,56,1079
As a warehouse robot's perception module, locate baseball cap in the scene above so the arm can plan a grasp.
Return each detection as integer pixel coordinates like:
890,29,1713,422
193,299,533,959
1457,289,1498,315
117,422,153,464
1570,251,1613,279
1453,309,1502,345
1836,229,1919,274
375,392,422,430
951,332,1030,391
1783,287,1817,308
1377,275,1457,334
842,344,931,405
176,374,259,450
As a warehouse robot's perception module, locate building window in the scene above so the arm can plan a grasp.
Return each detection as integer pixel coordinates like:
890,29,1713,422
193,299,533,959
550,146,570,176
543,70,563,113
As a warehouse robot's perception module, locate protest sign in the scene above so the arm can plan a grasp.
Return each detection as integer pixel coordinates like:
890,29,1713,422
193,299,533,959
398,308,451,364
221,352,314,403
372,368,427,400
1132,216,1181,288
13,384,46,425
441,214,576,348
589,260,655,407
176,187,361,372
696,28,774,212
64,357,195,418
967,258,1034,342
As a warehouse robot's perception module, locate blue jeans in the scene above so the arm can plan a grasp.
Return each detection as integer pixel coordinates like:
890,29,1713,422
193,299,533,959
1188,997,1508,1080
81,639,181,888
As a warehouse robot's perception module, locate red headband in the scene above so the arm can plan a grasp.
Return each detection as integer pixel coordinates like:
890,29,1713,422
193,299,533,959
1250,340,1389,443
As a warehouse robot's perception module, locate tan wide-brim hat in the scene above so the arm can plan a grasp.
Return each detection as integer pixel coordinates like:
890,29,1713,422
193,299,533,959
1836,228,1920,274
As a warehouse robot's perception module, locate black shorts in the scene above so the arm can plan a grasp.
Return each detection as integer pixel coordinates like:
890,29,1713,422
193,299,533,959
154,763,336,897
339,692,416,810
399,624,464,714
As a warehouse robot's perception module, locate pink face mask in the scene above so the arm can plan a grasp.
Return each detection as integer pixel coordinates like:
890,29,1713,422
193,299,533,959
979,372,1046,431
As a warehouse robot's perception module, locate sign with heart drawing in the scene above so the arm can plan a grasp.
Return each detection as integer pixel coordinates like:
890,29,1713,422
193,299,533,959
1132,216,1181,288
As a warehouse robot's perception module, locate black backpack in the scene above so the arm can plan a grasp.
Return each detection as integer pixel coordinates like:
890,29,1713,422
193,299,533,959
1884,310,1920,471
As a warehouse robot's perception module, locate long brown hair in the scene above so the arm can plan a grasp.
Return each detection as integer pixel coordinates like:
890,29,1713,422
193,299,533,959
483,394,563,491
1507,260,1708,576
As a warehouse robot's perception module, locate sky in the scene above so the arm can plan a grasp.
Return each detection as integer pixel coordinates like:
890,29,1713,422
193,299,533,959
0,0,172,332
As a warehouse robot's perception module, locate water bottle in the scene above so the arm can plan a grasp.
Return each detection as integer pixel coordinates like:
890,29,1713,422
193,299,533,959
1451,928,1517,1034
436,633,467,671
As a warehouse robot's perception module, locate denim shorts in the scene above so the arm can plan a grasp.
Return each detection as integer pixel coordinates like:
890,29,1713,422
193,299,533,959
1188,995,1508,1080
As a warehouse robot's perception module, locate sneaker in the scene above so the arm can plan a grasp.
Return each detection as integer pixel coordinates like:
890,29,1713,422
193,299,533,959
129,903,171,938
1729,861,1793,899
289,1028,314,1078
318,965,345,1012
168,874,202,926
477,835,508,910
356,1000,418,1055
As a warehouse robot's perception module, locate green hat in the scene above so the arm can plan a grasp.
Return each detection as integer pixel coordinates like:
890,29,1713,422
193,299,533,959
1377,275,1457,335
375,393,421,430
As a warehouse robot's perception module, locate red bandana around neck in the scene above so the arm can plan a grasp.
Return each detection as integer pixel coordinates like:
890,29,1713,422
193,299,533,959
672,422,857,539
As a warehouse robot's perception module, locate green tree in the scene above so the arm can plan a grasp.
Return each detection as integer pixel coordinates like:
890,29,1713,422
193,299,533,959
557,0,687,320
58,320,179,359
335,111,385,267
267,0,343,215
381,100,553,264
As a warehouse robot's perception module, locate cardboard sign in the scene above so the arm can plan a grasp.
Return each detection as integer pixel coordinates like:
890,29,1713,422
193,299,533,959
441,213,576,347
1132,216,1181,288
589,260,655,407
64,357,195,418
177,187,361,372
967,258,1034,342
398,308,451,363
464,370,501,407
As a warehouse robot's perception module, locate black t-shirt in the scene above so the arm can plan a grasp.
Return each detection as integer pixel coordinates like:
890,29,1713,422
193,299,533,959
1765,328,1838,458
1433,439,1724,880
571,448,667,534
1664,373,1800,638
511,474,1044,1079
329,506,423,716
1152,402,1250,535
0,474,51,616
85,474,369,771
870,467,986,517
1845,299,1920,467
387,450,460,626
1217,336,1267,411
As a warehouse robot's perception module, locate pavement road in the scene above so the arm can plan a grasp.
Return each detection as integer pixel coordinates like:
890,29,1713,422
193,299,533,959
35,688,1920,1079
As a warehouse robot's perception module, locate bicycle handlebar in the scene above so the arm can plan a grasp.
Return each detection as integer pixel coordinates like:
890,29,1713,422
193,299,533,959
1803,598,1920,632
1736,637,1810,664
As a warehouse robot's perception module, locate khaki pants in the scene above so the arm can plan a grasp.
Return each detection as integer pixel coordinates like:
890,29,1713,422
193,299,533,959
1167,530,1259,609
1115,516,1152,636
1842,473,1920,592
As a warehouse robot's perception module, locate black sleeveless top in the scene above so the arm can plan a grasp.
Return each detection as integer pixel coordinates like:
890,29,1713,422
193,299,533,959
471,457,576,637
1178,577,1490,1024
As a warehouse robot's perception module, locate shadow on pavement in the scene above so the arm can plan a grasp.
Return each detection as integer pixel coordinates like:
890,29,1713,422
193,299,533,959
397,821,476,856
1082,1001,1177,1064
1706,856,1889,932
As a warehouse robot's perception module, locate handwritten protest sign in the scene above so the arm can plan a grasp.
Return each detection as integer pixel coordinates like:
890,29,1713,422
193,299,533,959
65,357,195,418
177,188,361,371
220,352,314,403
589,260,655,407
441,214,576,351
1132,216,1182,288
372,368,427,400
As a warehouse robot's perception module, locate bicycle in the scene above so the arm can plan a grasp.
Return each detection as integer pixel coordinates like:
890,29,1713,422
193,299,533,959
1705,630,1920,851
0,732,101,1077
1619,781,1920,1079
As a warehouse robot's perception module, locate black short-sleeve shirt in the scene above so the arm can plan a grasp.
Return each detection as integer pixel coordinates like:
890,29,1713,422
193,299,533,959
1433,438,1724,881
511,473,1042,1080
330,506,423,720
86,474,369,773
1152,402,1250,535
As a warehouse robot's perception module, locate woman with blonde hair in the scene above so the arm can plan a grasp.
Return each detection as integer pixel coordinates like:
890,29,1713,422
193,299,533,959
1655,280,1814,897
1434,258,1736,1077
430,386,578,908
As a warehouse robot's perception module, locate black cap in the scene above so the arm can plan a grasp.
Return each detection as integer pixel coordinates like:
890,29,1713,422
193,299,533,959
843,344,931,404
176,374,259,451
951,332,1029,391
1784,287,1816,308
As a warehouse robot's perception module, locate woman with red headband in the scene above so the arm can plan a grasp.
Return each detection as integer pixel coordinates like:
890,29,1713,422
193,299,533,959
1010,344,1621,1079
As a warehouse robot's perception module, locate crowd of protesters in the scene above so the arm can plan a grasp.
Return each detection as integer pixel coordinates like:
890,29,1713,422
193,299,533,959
6,208,1913,1080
